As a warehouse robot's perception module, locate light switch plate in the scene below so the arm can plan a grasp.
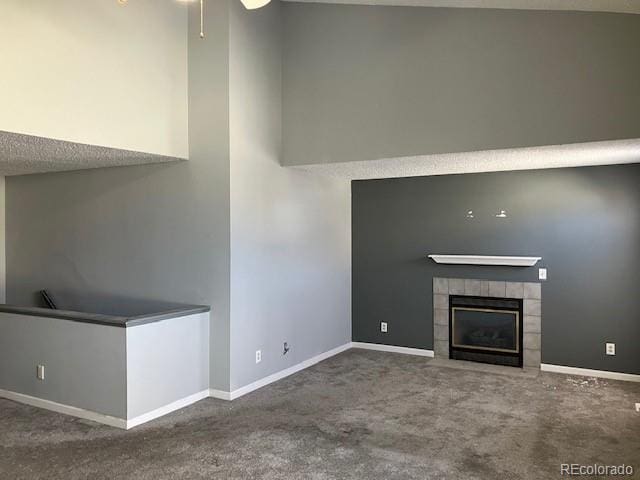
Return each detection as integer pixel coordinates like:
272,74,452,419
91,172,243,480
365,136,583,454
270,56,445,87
539,268,547,280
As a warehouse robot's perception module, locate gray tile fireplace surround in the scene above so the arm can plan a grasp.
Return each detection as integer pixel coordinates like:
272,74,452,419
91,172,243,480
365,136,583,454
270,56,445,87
433,278,542,369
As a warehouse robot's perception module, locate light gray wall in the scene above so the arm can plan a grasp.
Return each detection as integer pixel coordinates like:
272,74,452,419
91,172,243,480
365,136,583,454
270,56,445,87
0,0,188,158
188,1,231,392
5,1,231,391
229,1,351,391
282,3,640,166
0,313,126,418
126,312,209,418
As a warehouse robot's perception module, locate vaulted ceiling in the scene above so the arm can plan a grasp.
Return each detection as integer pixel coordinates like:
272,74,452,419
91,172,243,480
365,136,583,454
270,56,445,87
283,0,640,15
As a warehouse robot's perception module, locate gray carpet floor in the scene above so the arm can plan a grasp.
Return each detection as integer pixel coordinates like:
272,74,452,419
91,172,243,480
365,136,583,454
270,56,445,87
1,349,639,479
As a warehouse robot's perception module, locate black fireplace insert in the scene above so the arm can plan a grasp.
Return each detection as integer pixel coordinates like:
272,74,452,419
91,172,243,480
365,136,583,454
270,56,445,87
449,295,523,367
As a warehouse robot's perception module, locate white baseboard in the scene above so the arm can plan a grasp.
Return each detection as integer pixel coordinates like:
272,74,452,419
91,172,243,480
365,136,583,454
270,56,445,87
0,389,127,429
126,389,210,430
540,364,640,383
0,344,353,428
6,354,638,431
0,388,212,430
221,342,353,401
352,342,435,358
209,389,232,401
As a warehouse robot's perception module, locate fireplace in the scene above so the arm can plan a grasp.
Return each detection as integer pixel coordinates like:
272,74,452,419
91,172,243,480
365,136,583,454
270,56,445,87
433,278,541,368
449,295,523,367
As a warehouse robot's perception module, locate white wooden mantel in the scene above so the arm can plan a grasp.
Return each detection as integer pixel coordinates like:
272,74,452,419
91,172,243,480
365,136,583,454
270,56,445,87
428,255,542,267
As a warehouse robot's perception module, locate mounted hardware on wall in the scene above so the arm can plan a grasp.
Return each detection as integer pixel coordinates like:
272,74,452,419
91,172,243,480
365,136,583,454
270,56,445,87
464,210,511,219
117,0,272,39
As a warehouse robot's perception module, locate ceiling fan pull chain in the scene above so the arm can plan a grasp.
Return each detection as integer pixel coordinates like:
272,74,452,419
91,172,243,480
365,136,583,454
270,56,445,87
200,0,205,38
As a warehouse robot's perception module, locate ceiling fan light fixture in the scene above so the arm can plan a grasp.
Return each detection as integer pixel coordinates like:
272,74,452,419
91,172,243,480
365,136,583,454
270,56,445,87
240,0,272,9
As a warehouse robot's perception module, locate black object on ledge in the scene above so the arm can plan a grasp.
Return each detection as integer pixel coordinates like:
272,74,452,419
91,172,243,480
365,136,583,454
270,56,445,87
40,290,58,309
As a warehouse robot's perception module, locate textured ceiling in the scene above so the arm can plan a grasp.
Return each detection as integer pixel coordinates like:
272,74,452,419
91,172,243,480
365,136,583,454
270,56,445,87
0,131,184,176
291,138,640,180
282,0,640,14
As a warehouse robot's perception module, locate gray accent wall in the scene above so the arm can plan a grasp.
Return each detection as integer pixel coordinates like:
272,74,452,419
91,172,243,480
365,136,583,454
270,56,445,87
282,3,640,166
229,1,351,391
352,164,640,374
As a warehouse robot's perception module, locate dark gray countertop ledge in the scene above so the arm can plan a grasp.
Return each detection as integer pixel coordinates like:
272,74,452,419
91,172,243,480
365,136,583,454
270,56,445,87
0,304,210,328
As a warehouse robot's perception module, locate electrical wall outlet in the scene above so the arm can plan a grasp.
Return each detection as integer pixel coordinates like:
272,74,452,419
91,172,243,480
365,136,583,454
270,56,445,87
606,343,616,356
381,322,388,333
635,403,639,413
539,268,547,280
255,350,262,364
36,365,45,380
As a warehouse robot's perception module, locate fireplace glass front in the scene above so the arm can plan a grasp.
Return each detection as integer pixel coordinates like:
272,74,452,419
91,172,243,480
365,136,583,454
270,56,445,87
449,296,523,367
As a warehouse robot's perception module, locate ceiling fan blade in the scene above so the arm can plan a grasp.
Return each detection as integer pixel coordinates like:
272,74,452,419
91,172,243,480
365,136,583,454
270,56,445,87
240,0,272,9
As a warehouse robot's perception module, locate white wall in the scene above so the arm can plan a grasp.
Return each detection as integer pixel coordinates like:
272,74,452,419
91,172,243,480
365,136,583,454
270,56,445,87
0,0,188,158
126,313,210,419
229,1,351,391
